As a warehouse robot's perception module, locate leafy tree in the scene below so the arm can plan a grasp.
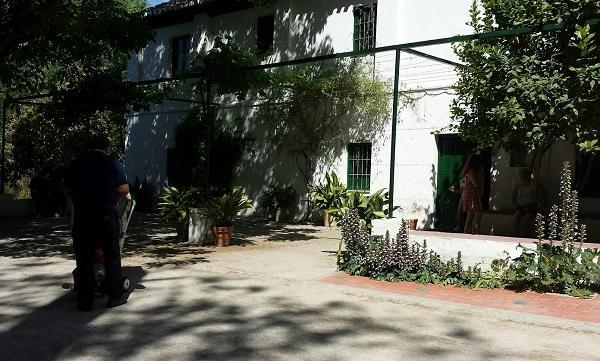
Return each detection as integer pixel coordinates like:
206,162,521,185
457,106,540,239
2,0,157,181
259,59,392,192
171,36,268,195
452,0,600,174
171,108,251,196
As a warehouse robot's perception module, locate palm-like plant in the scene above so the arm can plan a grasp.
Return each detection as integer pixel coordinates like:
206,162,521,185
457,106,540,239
201,187,253,227
158,186,198,242
309,171,348,216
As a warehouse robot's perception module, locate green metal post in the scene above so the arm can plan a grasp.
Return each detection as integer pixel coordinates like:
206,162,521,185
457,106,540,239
0,98,7,195
388,49,401,218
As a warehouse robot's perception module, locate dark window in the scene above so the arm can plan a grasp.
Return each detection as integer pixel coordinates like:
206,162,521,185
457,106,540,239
347,143,372,191
354,4,377,51
257,15,275,54
577,153,600,198
172,35,191,75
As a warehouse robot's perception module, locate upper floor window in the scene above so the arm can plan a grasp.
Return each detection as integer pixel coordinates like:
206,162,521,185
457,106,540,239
172,35,191,75
354,3,377,51
257,14,275,54
347,142,372,191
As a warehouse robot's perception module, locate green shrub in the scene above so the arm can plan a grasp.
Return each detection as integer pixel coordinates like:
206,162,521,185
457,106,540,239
200,187,253,227
338,209,502,287
310,171,397,229
258,182,297,217
130,177,157,212
505,162,600,298
158,186,199,242
309,172,348,217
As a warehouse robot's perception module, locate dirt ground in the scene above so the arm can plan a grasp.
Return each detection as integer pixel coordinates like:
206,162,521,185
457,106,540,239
1,214,599,361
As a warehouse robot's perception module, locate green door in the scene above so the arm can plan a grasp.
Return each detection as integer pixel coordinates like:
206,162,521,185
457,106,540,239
435,135,469,231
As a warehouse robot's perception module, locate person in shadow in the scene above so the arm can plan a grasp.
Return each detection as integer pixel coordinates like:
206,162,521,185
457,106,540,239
64,134,131,311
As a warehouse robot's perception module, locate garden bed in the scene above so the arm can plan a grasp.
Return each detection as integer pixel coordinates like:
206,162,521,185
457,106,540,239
372,219,600,270
323,272,600,323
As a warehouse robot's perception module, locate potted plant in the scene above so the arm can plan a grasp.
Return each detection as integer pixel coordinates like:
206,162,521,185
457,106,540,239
331,189,399,231
158,186,198,243
200,187,253,246
408,202,422,230
309,172,348,226
258,182,297,222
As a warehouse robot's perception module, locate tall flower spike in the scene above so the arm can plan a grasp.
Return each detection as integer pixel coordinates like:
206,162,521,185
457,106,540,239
535,213,545,241
580,224,587,247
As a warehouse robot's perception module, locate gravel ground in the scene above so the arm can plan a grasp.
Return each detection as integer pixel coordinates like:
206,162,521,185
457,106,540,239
1,215,599,361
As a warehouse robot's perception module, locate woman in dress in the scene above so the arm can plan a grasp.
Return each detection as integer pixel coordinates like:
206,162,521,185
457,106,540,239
461,154,484,234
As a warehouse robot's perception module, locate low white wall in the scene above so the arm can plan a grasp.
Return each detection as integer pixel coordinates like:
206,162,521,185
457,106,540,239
372,218,533,270
0,198,34,219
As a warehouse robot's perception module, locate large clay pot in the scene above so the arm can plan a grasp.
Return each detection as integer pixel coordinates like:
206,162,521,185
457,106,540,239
212,225,234,247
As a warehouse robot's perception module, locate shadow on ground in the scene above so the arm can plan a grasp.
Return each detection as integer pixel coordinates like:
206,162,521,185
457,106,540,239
234,217,324,244
0,215,329,264
0,269,501,361
0,215,212,267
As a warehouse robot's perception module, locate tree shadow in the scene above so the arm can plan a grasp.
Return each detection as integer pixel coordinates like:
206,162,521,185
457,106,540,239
0,269,504,361
0,217,73,258
234,217,323,243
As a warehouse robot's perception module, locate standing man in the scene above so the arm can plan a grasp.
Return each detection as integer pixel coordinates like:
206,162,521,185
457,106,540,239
65,134,130,311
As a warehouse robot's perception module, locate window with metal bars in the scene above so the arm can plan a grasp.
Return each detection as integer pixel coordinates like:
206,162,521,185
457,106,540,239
172,35,191,75
353,3,377,51
347,143,372,191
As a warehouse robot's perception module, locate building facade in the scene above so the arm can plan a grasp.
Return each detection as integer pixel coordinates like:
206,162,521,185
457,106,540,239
126,0,600,239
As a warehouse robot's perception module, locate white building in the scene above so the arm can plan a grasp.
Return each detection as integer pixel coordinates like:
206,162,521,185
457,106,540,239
126,0,600,240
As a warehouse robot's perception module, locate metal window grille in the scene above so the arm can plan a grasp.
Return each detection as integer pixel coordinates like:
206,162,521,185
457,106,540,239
353,4,377,51
172,35,191,75
348,143,372,191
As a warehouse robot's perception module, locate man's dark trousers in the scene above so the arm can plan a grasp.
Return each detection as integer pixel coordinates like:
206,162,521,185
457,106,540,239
73,211,123,308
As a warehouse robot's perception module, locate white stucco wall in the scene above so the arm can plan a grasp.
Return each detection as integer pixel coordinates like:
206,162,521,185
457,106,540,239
129,0,600,232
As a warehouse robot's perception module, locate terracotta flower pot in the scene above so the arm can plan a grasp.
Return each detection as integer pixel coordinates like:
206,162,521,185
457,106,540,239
408,219,418,231
212,225,234,247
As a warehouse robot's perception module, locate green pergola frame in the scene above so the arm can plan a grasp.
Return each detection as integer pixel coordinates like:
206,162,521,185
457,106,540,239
2,18,599,209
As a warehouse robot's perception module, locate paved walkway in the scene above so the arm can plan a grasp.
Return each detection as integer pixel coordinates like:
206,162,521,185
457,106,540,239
324,273,600,323
1,215,600,360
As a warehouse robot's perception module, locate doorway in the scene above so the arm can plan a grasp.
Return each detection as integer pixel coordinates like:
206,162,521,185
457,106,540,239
434,134,491,231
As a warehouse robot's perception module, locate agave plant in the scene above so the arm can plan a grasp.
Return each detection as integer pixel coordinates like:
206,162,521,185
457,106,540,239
158,186,199,242
200,187,254,227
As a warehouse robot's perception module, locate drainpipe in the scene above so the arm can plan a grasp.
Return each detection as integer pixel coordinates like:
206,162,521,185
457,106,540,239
388,49,401,218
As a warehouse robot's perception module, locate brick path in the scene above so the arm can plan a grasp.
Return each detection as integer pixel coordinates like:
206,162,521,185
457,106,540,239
323,272,600,324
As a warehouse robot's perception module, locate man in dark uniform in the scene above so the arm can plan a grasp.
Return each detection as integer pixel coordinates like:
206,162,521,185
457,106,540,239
65,135,130,311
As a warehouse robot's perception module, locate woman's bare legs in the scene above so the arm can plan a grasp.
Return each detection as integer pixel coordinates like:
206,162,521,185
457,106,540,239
473,211,482,234
464,212,473,234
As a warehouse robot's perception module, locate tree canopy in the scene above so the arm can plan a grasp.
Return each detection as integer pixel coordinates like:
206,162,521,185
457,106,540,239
2,0,157,181
452,0,600,166
259,59,391,191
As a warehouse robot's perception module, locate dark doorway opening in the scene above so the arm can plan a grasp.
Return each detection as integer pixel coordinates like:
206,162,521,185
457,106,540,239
434,134,491,232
